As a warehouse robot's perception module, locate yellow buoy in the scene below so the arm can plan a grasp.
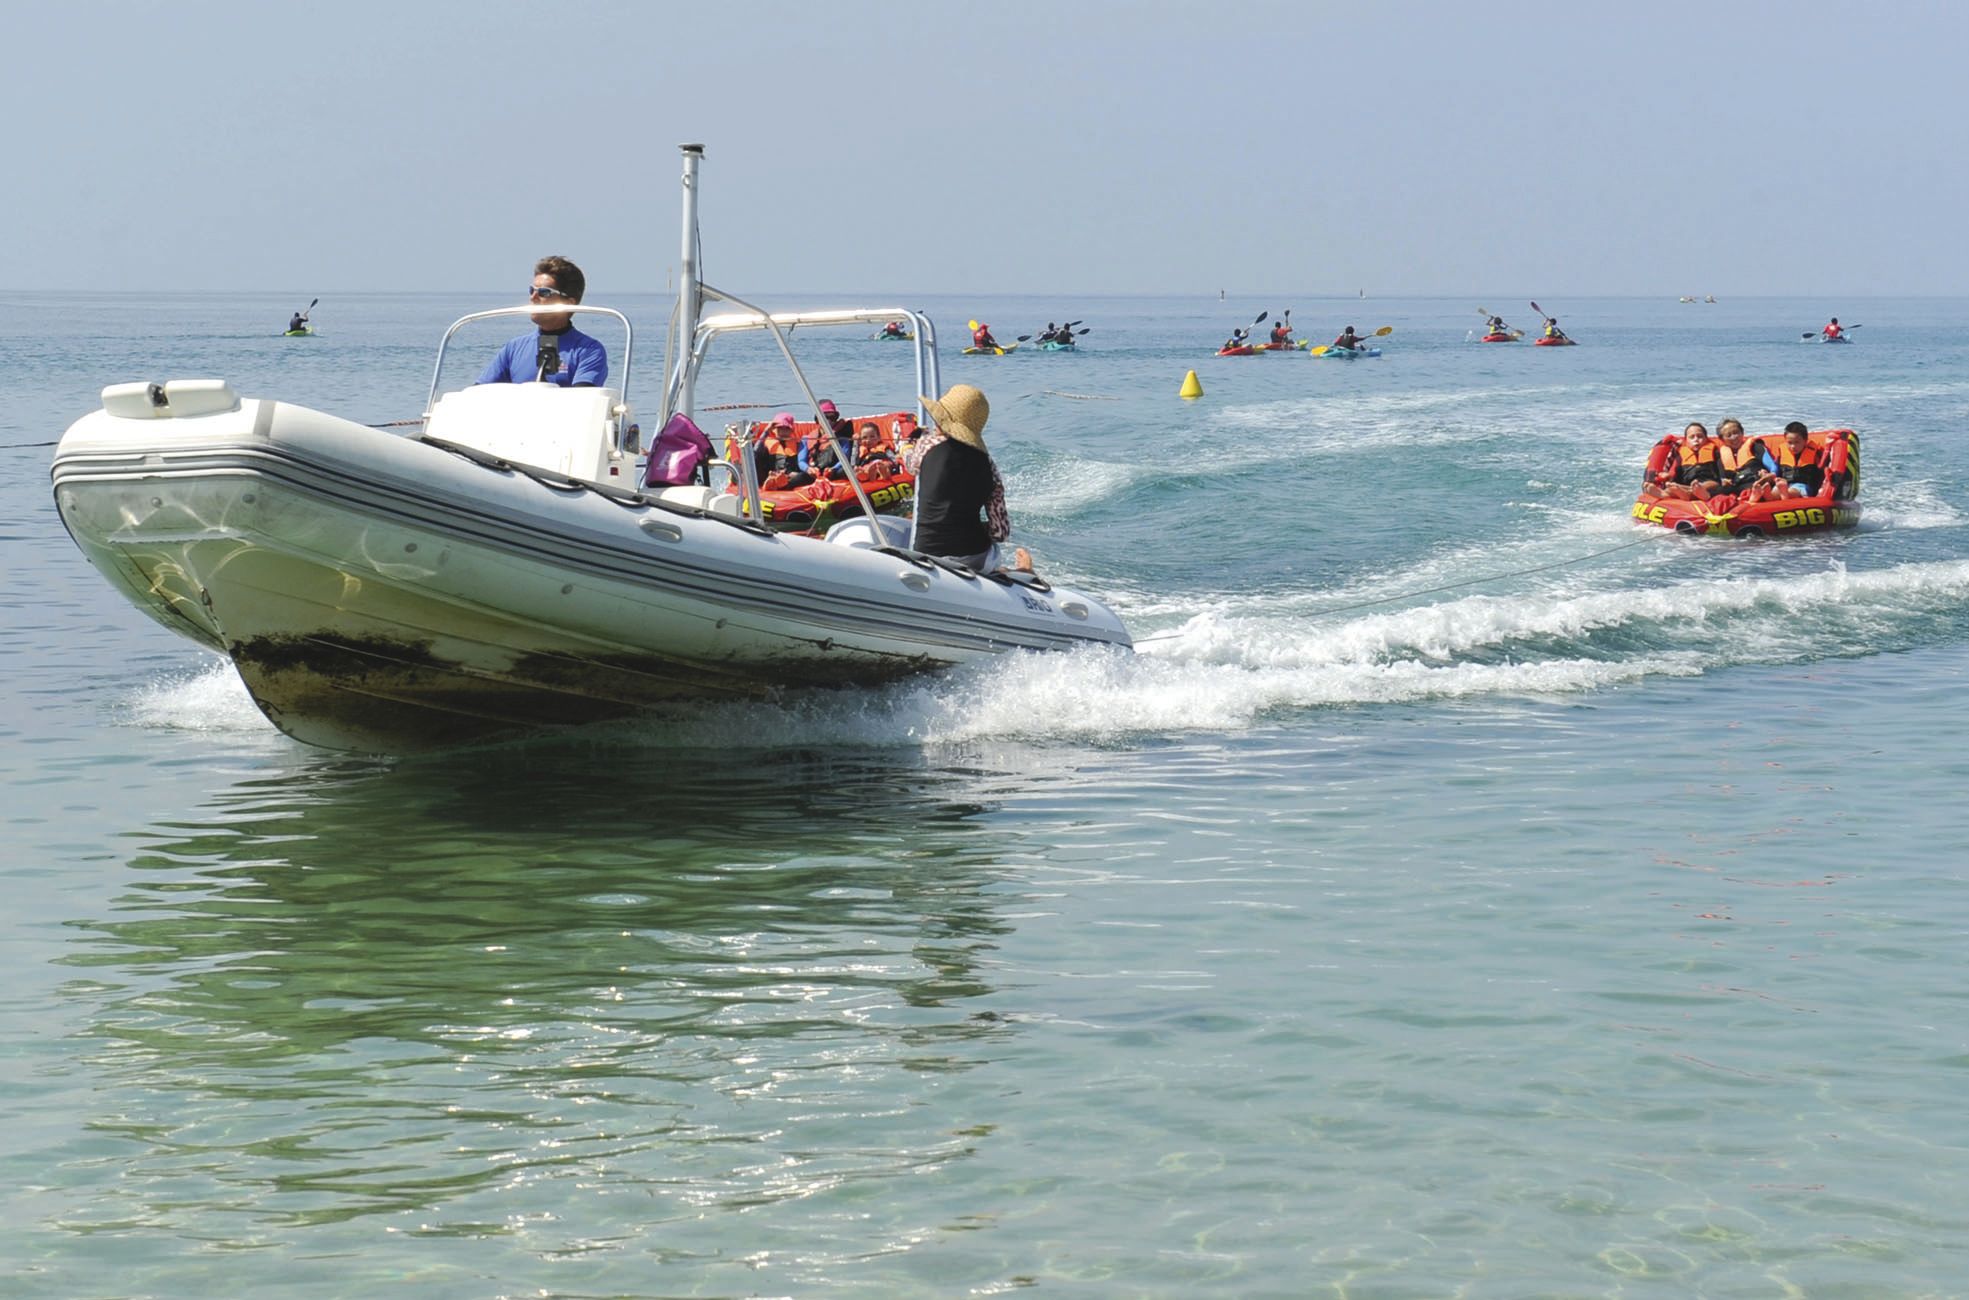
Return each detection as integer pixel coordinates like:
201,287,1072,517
1178,369,1203,400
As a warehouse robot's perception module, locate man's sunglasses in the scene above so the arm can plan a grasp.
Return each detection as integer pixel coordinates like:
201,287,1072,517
528,285,571,300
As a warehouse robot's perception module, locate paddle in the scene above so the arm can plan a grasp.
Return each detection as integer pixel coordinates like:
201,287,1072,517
1802,323,1862,339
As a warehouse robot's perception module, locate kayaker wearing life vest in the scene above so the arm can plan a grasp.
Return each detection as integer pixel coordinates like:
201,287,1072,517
1485,314,1511,336
1221,327,1250,351
1331,325,1367,352
287,308,310,333
880,319,908,339
1821,317,1843,341
1269,320,1294,346
972,322,1000,350
1542,317,1570,342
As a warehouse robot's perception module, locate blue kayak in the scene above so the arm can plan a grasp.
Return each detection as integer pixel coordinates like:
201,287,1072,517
1320,346,1381,359
1038,340,1076,351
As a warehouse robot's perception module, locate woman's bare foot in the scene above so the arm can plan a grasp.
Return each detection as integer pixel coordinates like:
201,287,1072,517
1011,546,1033,573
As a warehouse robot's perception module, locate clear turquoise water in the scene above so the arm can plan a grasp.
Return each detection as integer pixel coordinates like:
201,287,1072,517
6,291,1969,1296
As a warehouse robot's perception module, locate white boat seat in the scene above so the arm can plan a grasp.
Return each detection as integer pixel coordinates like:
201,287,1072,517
425,383,622,483
101,379,240,420
655,485,745,519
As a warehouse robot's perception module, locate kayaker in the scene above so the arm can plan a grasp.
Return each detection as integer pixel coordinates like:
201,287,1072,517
1039,322,1059,344
972,322,1000,351
286,308,310,333
880,319,908,339
1269,320,1294,346
476,255,608,387
1221,327,1249,351
753,411,813,490
906,384,1032,574
1542,318,1569,342
1485,314,1511,337
1331,325,1367,352
1821,317,1843,341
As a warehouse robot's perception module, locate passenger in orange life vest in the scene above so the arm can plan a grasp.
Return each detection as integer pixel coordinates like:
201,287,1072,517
1710,418,1764,498
972,322,1000,350
1269,320,1293,346
1646,423,1720,500
1821,317,1843,341
1741,422,1824,502
753,412,813,490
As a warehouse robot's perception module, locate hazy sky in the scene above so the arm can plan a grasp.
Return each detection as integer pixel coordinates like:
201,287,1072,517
12,1,1967,297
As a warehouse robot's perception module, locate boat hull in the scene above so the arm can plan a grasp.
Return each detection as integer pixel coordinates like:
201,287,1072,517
52,393,1130,752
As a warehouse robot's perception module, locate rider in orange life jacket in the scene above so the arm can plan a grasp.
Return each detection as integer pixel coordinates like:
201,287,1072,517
753,412,814,490
1821,317,1843,341
800,400,857,476
1332,325,1367,352
1645,423,1719,500
1741,422,1824,502
1711,419,1763,496
971,322,999,350
1269,320,1293,346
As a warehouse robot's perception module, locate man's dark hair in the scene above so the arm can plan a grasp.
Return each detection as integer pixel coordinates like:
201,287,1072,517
535,255,586,302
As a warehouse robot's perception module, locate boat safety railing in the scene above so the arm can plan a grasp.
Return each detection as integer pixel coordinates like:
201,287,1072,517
424,304,635,452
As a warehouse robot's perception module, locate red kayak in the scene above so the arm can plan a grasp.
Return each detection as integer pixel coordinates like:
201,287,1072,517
1533,336,1576,347
1216,346,1256,357
1480,332,1521,343
1632,428,1862,537
1256,341,1297,351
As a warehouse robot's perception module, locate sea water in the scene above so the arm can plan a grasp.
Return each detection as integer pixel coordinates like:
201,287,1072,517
4,291,1969,1296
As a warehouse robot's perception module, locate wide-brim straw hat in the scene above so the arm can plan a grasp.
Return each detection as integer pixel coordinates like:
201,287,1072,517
920,384,989,449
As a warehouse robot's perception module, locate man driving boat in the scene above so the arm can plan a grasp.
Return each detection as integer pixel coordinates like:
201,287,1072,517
476,255,609,387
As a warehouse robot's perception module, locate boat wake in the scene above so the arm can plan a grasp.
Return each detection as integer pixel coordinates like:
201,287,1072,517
121,561,1969,751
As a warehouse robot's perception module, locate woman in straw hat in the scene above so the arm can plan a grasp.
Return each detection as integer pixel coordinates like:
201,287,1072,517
906,384,1032,573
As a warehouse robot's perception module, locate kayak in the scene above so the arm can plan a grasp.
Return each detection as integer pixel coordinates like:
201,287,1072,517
1215,346,1257,357
1807,334,1853,344
282,328,314,337
869,331,914,341
1631,427,1862,538
962,343,1018,355
1533,336,1576,347
1480,332,1522,343
1037,340,1076,351
1319,346,1381,359
1256,341,1298,351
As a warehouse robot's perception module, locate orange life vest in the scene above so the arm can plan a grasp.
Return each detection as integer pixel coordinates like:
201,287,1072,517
1715,441,1758,474
1676,443,1718,469
1770,440,1824,471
